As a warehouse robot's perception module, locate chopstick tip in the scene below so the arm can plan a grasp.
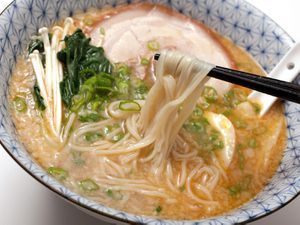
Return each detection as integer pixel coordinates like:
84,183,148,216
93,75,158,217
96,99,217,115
154,53,160,60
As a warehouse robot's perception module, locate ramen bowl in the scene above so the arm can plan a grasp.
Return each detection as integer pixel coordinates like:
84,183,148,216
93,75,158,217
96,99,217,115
0,0,299,224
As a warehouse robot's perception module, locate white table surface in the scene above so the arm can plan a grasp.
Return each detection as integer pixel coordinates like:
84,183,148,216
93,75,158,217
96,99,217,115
1,1,300,225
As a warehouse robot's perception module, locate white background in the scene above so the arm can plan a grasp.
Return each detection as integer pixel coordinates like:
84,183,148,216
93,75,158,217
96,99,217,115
0,1,299,224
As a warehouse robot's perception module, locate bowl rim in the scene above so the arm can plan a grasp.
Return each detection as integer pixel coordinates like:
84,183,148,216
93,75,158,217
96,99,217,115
0,0,297,224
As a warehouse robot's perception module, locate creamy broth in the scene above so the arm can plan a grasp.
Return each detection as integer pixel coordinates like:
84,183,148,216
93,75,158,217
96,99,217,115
9,3,286,220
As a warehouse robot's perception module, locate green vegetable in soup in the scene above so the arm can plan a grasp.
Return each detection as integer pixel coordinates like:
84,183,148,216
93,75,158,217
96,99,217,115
71,73,115,111
191,107,203,119
113,63,132,98
202,86,218,103
88,100,103,112
71,151,85,166
184,111,224,158
115,63,131,77
248,138,257,148
78,178,99,192
28,38,44,54
79,113,103,122
84,132,102,142
99,27,105,35
79,68,97,83
116,79,130,97
119,100,141,112
250,101,261,114
105,189,123,200
58,29,113,108
228,175,252,196
184,118,208,134
155,205,162,215
33,83,46,111
141,57,150,65
222,109,232,117
13,96,27,112
224,88,247,107
147,40,160,51
132,83,149,100
47,167,68,181
233,119,247,129
111,133,125,142
236,144,245,170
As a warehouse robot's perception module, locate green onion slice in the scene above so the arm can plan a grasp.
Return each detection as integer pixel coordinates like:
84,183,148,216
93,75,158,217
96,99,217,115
155,205,162,214
106,189,123,200
147,40,160,51
78,178,99,192
100,27,105,35
13,96,27,112
202,86,218,103
119,100,141,112
141,57,150,65
47,167,68,181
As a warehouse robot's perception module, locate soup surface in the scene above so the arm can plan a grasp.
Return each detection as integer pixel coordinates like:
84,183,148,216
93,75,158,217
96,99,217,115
9,3,286,220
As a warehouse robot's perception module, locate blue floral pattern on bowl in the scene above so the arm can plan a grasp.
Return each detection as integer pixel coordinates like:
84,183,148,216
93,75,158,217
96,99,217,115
0,0,298,224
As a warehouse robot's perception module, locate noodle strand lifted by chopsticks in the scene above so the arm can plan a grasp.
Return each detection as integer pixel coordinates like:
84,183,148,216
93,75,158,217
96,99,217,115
68,51,218,207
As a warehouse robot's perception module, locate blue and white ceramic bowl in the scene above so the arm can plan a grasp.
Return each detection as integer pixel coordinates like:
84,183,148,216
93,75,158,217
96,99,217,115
0,0,298,224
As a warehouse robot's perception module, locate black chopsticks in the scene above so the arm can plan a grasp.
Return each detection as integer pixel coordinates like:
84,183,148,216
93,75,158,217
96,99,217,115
154,53,300,104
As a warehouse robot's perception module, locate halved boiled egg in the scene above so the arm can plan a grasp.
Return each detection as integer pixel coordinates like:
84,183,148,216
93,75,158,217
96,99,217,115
203,111,235,169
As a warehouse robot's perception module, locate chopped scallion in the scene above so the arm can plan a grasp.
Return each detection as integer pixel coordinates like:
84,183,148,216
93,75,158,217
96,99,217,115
192,107,203,118
248,138,257,148
224,88,247,107
105,189,123,200
250,101,261,114
47,167,68,181
155,205,162,215
78,178,99,192
234,119,247,129
119,100,141,112
84,132,102,142
116,63,131,77
213,140,224,150
147,40,160,51
141,57,150,65
184,119,208,134
133,84,148,100
71,151,85,166
202,86,218,103
111,133,125,143
228,175,252,196
100,27,105,35
13,96,27,112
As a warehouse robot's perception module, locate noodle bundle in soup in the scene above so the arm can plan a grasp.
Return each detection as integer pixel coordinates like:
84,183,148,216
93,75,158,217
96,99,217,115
9,3,286,220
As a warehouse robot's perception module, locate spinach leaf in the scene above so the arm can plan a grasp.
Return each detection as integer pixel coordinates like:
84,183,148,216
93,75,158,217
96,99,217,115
33,83,46,111
28,39,44,54
28,34,52,54
58,29,113,108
